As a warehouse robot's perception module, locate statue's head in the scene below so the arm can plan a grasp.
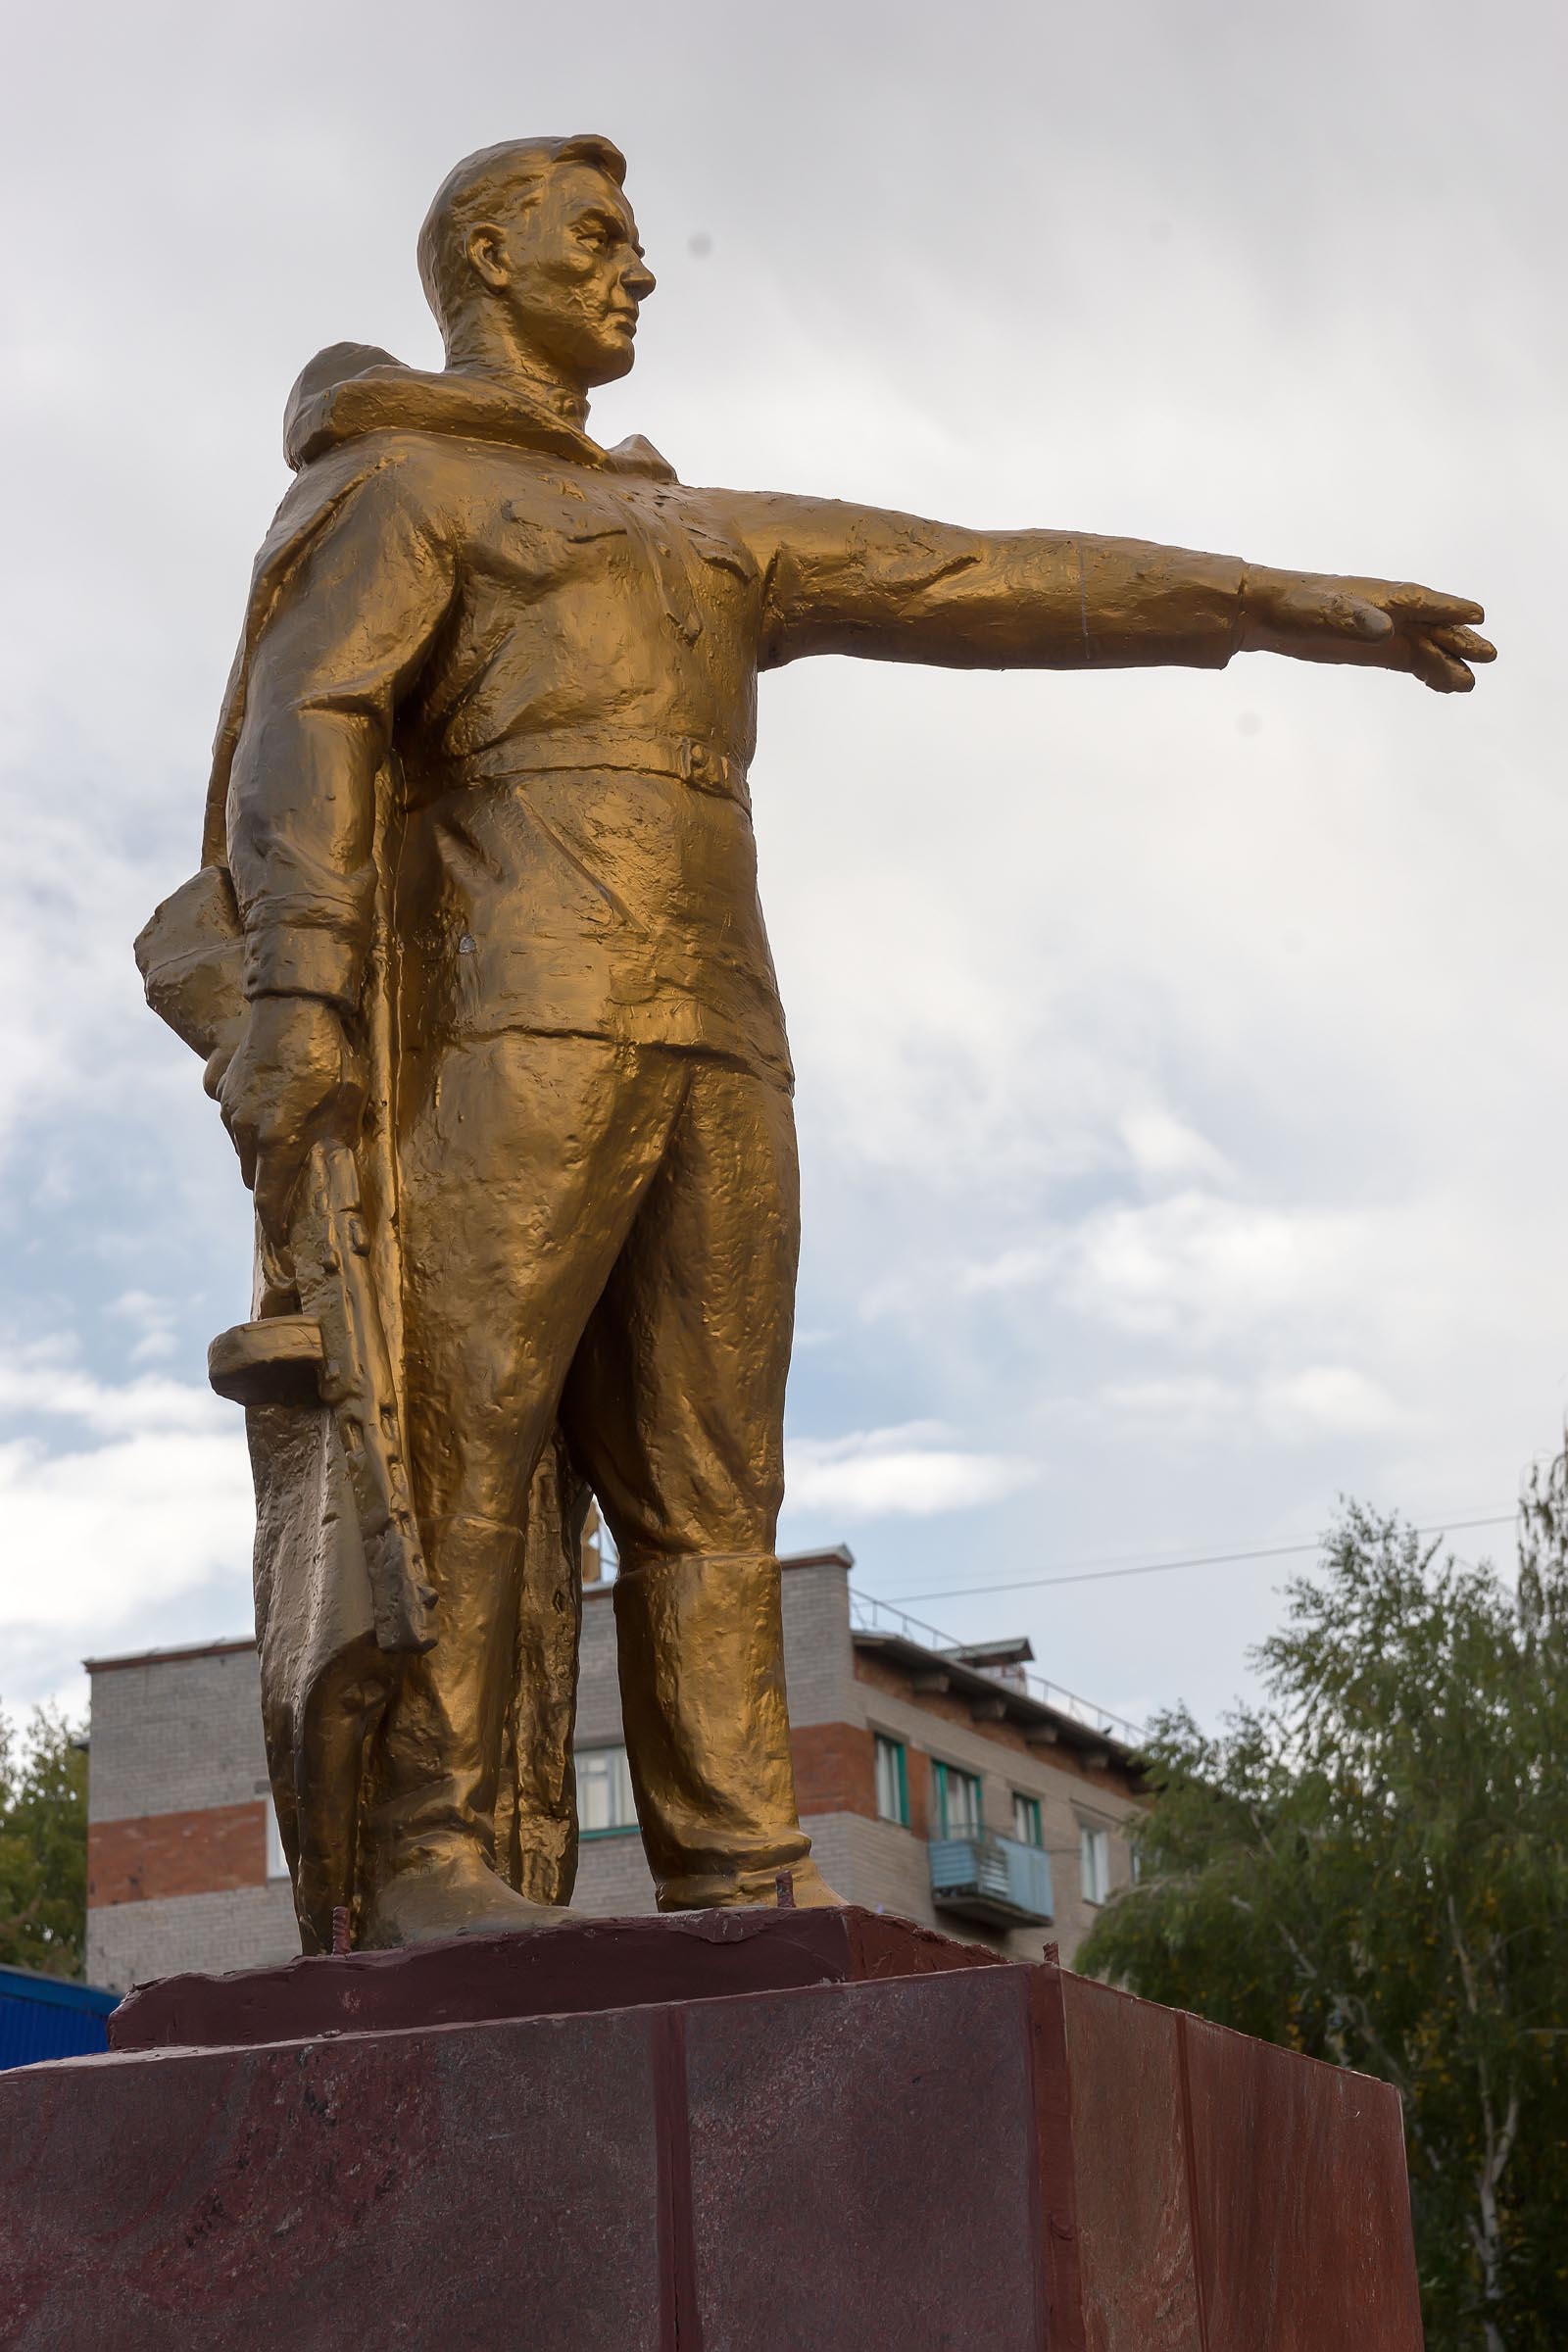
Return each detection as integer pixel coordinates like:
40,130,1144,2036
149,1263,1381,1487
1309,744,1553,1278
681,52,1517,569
418,135,655,387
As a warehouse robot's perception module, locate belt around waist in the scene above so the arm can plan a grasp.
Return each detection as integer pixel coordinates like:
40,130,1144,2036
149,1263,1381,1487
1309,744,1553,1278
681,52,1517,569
446,732,751,809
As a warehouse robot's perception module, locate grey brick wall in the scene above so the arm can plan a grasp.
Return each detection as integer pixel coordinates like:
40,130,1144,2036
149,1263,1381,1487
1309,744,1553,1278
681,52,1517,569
805,1811,934,1926
88,1884,299,1993
88,1647,270,1824
779,1556,859,1727
576,1587,621,1744
571,1831,659,1914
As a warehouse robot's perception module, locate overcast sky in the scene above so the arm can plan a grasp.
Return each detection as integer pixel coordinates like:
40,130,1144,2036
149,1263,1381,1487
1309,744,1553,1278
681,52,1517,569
2,0,1563,1739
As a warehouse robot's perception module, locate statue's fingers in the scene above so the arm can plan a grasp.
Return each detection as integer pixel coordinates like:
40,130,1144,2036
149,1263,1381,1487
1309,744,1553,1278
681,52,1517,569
1410,632,1476,693
253,1149,302,1250
1389,582,1486,627
1341,594,1396,642
1290,585,1393,641
203,1042,237,1101
1431,625,1496,663
228,1116,260,1189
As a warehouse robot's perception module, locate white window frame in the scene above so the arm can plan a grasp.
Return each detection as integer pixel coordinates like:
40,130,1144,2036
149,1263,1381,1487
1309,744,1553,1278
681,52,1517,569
873,1733,908,1827
575,1743,638,1836
1078,1819,1111,1906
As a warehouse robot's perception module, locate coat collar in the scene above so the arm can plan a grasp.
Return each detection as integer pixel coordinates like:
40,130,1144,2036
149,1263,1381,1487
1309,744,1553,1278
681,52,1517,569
281,342,677,480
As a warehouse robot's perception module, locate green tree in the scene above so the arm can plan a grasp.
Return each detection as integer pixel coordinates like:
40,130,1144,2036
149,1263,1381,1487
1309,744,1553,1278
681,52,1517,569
1079,1487,1568,2352
0,1703,88,1980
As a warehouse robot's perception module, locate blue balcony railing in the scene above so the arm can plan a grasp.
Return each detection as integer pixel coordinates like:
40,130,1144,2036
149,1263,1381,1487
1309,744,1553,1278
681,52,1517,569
929,1832,1054,1929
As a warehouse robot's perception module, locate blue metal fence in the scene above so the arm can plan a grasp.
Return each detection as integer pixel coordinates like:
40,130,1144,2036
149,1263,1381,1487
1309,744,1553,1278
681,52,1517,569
0,1965,118,2070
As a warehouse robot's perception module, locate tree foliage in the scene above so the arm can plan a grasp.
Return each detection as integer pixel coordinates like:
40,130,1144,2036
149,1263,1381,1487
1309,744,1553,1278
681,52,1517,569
0,1703,88,1981
1078,1487,1568,2352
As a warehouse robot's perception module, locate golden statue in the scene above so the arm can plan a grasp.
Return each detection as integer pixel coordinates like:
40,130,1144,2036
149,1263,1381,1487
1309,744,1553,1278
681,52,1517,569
136,135,1494,1954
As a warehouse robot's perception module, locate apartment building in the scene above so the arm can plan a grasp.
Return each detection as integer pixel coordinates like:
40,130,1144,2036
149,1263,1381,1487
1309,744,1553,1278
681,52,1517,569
85,1546,1146,1992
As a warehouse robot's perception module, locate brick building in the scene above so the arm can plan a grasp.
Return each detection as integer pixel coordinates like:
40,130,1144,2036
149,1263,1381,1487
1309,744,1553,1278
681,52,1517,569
85,1547,1145,1992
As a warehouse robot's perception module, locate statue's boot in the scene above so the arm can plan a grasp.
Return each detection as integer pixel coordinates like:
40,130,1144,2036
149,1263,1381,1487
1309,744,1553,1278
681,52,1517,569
360,1511,585,1950
358,1847,583,1950
613,1551,845,1911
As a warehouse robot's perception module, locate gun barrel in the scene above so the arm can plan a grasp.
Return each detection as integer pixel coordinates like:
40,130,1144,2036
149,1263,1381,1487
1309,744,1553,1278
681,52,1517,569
293,1142,437,1656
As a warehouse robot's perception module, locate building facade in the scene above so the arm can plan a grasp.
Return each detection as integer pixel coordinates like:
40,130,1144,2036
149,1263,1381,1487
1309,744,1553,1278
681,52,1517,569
86,1548,1145,1992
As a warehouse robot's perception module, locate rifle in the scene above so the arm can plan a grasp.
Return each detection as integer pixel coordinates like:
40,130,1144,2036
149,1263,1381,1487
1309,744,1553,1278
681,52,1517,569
208,1140,436,1657
292,1140,437,1655
137,871,436,1660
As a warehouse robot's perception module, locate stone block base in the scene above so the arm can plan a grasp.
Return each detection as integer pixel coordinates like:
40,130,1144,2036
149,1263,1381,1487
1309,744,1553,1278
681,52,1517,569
0,1910,1423,2350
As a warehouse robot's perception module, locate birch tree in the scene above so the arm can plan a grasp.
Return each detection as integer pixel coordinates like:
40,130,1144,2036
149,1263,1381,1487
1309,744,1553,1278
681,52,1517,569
1079,1489,1568,2351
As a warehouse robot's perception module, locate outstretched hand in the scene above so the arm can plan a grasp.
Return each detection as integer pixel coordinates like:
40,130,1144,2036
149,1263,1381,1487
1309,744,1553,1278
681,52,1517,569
1240,567,1495,693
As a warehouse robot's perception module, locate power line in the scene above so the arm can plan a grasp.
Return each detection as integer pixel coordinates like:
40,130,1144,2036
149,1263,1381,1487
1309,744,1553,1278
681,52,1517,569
874,1510,1520,1607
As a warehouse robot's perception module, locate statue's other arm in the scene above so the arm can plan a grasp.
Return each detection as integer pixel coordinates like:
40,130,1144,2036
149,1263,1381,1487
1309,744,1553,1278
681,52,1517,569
226,463,458,1013
722,495,1493,694
220,459,457,1239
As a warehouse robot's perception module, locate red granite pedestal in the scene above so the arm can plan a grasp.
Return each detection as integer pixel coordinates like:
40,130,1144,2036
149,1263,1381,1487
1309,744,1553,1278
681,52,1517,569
0,1909,1424,2351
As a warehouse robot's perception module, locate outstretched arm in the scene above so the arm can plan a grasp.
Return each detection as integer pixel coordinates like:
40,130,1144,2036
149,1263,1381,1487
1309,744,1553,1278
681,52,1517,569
719,494,1493,693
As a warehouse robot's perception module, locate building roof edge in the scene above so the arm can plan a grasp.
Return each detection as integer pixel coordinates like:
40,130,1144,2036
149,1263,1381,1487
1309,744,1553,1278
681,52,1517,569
83,1638,256,1676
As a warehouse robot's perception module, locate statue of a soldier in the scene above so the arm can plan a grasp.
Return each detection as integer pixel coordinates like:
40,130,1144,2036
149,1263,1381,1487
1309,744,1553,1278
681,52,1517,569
137,134,1493,1953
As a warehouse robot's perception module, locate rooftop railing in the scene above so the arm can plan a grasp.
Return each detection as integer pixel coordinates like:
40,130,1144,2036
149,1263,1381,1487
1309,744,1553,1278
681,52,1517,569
848,1587,1148,1749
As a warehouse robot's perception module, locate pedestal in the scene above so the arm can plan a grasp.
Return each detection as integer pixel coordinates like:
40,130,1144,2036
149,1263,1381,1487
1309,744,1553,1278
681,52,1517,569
0,1909,1423,2350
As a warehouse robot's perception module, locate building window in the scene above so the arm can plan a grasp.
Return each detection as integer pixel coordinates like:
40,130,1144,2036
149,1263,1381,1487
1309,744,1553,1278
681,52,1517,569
576,1745,638,1837
1079,1821,1110,1905
1011,1792,1043,1848
873,1734,908,1827
933,1761,982,1838
266,1800,289,1882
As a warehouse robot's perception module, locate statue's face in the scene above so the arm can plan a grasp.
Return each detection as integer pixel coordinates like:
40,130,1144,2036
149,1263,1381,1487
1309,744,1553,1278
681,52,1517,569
478,164,655,387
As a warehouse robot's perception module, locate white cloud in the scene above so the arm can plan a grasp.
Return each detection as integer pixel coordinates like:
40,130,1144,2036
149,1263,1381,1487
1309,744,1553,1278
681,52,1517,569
0,1344,229,1441
1097,1376,1247,1438
0,1341,252,1697
1119,1108,1233,1188
1258,1366,1406,1443
958,1245,1062,1299
0,808,176,1161
1059,1191,1371,1345
107,1289,180,1365
1097,1365,1406,1446
786,1422,1038,1520
0,1428,253,1643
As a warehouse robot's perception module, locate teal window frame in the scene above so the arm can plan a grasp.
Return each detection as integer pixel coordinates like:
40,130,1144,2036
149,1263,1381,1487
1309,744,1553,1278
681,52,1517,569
873,1733,908,1827
1011,1791,1043,1848
932,1759,982,1838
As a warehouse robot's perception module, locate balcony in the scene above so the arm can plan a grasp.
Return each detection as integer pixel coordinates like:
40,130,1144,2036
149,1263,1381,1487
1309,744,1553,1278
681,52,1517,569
928,1832,1054,1929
